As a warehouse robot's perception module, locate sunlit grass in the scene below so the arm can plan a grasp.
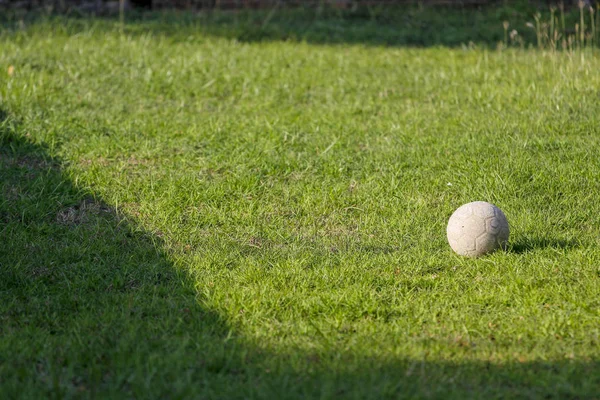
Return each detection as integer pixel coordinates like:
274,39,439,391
1,11,600,399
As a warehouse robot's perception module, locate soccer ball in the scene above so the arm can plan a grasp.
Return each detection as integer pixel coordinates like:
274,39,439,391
446,201,509,258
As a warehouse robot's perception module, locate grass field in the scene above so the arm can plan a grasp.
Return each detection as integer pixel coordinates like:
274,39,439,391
1,7,600,399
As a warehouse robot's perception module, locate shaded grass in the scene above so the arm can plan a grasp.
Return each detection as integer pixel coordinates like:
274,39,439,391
510,236,581,254
1,13,600,399
1,3,596,48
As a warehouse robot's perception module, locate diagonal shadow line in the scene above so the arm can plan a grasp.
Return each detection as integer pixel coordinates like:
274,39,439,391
1,109,599,398
0,111,251,397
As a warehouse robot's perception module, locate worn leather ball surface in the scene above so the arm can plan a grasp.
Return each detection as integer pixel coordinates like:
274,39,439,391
447,201,509,257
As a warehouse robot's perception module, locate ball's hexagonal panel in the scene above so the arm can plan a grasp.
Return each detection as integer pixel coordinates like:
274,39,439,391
495,208,509,228
456,235,476,252
471,201,496,219
475,232,498,254
447,236,457,247
464,214,487,237
446,221,464,239
447,201,510,257
452,204,474,219
485,217,502,234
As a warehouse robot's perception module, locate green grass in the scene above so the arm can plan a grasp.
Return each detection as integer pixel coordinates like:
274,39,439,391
1,9,600,399
3,3,598,48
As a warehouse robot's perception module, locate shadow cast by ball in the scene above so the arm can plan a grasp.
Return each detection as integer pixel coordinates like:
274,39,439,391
510,236,581,254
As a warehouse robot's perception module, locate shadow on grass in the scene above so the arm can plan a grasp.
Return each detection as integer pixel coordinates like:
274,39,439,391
1,110,598,398
0,112,238,397
510,236,581,254
0,4,553,48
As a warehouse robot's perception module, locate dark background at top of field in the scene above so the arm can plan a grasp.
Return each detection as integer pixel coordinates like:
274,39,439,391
0,1,590,11
1,0,597,49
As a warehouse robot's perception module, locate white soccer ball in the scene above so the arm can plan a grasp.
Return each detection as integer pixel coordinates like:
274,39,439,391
446,201,509,258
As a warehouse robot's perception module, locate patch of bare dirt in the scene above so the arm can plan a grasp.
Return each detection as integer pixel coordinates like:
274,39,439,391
56,197,111,226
